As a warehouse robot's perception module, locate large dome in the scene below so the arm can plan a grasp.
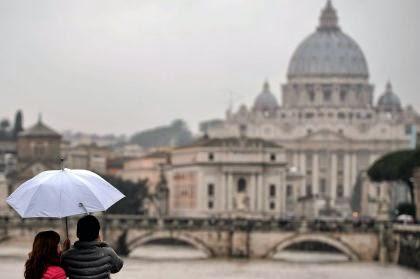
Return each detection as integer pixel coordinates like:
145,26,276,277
287,1,369,79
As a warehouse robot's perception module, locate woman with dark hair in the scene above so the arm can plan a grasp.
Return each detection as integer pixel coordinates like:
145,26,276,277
24,230,67,279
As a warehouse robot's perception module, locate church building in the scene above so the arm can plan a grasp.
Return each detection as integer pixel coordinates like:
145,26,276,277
200,1,420,217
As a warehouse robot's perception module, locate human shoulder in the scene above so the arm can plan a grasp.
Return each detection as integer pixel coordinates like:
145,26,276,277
61,246,77,258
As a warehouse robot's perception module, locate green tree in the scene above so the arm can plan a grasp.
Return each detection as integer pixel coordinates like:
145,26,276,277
0,119,10,131
0,119,11,139
104,175,148,215
367,149,420,216
130,119,193,148
13,110,23,139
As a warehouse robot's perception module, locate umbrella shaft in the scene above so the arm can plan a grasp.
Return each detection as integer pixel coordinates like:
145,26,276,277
65,217,69,239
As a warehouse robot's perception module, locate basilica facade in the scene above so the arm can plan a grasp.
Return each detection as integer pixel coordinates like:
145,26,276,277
201,1,420,217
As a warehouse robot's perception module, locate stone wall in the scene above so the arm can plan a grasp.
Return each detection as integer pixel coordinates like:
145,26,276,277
413,168,420,221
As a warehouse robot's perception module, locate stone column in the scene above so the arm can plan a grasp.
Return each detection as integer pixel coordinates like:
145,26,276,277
279,171,286,215
257,174,263,212
253,174,258,211
344,153,351,197
293,152,299,168
226,172,232,211
413,167,420,221
330,153,337,202
313,152,319,194
248,173,256,211
359,172,370,216
350,153,358,187
299,152,306,196
220,172,226,212
227,173,234,211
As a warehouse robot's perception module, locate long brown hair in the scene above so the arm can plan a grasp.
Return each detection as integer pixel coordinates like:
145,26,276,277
24,230,61,279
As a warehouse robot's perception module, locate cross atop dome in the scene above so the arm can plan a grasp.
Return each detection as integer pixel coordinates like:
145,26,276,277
262,80,270,92
318,0,340,31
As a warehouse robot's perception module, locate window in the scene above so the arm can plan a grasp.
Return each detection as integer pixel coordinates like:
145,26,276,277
337,184,344,198
338,112,346,119
320,178,327,194
269,184,276,197
208,201,214,209
323,90,331,101
306,184,312,196
208,153,214,161
237,178,246,192
270,153,276,162
239,124,247,136
340,90,347,101
286,185,293,197
308,91,315,102
207,184,215,197
269,202,275,210
305,112,314,119
33,143,46,157
307,129,312,135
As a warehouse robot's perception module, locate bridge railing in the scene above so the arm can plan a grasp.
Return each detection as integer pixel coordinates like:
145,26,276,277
0,214,393,233
101,215,385,233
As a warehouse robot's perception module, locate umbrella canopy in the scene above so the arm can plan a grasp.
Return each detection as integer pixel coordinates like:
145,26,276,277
7,168,125,218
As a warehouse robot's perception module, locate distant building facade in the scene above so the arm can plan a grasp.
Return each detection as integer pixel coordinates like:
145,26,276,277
121,151,170,194
166,137,302,218
12,117,62,190
201,1,420,218
61,143,110,174
0,174,8,215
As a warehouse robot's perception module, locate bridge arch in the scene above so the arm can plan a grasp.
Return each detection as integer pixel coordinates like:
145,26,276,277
266,234,360,261
126,231,214,257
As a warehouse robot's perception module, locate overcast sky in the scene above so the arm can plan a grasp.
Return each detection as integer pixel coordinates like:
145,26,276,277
1,0,419,135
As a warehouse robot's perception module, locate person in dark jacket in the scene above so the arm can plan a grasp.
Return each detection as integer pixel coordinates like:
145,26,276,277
61,215,123,279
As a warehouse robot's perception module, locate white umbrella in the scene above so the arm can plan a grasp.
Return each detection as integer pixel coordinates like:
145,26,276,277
6,168,125,237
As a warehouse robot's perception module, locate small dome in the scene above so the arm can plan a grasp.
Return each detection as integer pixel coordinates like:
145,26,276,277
377,82,401,111
287,1,369,79
253,81,279,111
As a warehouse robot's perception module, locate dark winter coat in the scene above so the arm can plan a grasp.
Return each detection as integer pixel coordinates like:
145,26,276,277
61,241,123,279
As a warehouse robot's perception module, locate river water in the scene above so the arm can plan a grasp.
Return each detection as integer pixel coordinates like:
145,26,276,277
1,243,418,279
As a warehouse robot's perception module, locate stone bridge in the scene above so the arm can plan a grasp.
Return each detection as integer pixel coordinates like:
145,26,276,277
1,215,407,262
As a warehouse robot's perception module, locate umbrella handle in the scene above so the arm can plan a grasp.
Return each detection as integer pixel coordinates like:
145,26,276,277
79,203,89,215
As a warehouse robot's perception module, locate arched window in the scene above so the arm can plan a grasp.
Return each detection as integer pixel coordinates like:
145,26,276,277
208,153,214,161
207,184,215,197
237,178,247,193
269,184,276,197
